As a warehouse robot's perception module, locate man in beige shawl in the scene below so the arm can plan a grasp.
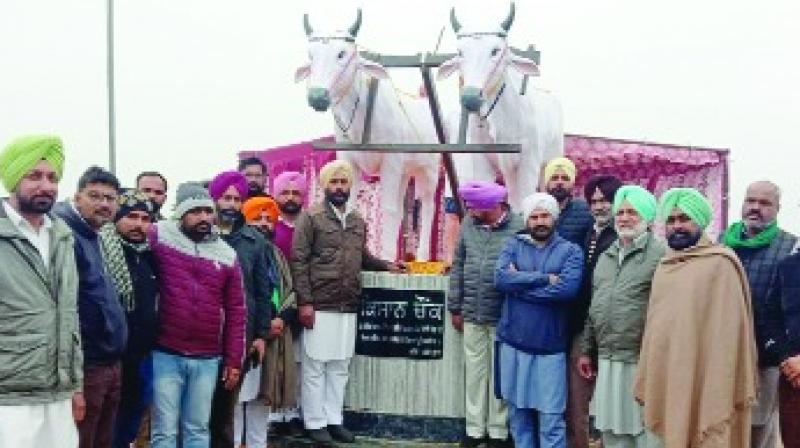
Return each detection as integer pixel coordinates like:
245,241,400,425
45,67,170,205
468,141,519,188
634,188,757,447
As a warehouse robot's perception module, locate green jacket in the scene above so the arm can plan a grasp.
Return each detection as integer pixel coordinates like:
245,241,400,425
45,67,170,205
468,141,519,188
0,201,83,405
580,231,665,363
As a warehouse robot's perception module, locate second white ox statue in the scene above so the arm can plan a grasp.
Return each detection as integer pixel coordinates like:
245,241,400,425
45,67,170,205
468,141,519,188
439,2,564,210
295,10,441,261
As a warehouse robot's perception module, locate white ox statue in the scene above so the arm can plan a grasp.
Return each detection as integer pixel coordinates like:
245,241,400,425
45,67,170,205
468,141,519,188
438,2,564,210
294,10,441,261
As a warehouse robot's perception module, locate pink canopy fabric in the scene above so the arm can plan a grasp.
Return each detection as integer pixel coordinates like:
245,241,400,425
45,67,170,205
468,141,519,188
241,134,728,260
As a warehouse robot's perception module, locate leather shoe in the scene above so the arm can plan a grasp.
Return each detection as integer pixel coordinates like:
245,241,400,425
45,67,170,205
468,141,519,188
488,437,513,448
460,436,484,448
327,424,356,443
307,428,334,444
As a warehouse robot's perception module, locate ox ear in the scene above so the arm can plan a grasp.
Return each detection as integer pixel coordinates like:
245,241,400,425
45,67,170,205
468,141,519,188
437,56,461,80
294,63,311,83
359,58,389,79
509,55,539,76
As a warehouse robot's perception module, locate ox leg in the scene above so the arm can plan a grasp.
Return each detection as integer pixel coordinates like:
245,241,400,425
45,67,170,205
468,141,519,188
378,168,409,262
413,170,437,261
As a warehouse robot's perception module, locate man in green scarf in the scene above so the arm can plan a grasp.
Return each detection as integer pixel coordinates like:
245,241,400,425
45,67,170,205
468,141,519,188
723,181,797,448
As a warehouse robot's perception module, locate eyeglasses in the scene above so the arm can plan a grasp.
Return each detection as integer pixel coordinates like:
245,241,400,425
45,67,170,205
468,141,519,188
85,191,118,204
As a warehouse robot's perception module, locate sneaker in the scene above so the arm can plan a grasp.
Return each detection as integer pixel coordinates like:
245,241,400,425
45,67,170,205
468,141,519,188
327,424,356,443
460,436,484,448
306,428,334,444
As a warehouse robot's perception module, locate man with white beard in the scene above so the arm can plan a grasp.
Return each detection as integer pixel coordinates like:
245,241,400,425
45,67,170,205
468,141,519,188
577,185,665,447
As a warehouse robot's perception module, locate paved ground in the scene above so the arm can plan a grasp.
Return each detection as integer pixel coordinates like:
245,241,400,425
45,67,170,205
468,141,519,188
265,436,458,447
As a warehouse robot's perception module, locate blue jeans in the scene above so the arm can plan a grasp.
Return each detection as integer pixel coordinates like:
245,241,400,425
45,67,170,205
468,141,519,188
150,350,221,448
508,403,566,448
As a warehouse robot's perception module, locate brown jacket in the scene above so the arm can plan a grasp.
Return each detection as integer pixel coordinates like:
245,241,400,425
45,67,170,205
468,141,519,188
634,238,757,447
290,202,388,312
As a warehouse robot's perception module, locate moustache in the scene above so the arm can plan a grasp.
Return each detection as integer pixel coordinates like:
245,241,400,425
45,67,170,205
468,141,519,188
746,210,763,219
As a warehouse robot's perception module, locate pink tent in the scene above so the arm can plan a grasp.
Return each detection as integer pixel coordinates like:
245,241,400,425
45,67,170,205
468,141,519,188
241,134,729,260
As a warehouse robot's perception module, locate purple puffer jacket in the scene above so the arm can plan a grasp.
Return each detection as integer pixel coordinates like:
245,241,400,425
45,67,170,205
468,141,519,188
149,221,246,369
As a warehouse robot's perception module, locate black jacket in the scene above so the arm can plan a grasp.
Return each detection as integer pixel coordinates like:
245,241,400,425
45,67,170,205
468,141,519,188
121,243,159,358
762,250,800,365
732,229,797,366
570,225,617,337
556,198,594,247
222,221,273,344
54,202,128,365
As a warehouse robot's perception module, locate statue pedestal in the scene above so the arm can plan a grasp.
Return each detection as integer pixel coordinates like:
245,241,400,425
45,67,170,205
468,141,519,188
343,272,465,441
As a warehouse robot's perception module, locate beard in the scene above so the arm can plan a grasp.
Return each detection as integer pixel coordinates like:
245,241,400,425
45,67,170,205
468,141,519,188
529,225,555,242
217,208,243,227
279,200,301,215
122,229,146,244
17,193,55,214
667,230,702,250
247,182,263,196
615,220,648,240
182,221,212,241
253,224,274,240
593,211,612,228
743,210,769,232
547,186,572,203
326,190,350,207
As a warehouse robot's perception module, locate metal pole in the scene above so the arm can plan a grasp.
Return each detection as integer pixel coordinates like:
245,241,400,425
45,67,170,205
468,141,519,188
107,0,117,174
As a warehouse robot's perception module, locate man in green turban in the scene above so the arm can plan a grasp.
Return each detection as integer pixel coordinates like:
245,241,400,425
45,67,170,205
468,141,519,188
578,185,665,447
0,134,84,447
0,134,65,193
634,187,758,447
658,187,713,250
722,181,797,448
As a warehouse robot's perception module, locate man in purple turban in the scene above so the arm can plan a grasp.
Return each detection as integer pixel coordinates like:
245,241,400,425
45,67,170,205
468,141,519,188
206,170,274,448
448,181,523,447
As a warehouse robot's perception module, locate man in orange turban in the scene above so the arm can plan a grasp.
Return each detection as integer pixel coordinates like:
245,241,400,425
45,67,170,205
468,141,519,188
242,196,280,237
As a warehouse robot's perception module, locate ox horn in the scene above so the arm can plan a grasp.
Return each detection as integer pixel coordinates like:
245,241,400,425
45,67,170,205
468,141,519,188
348,8,362,37
449,7,462,33
303,13,313,37
500,2,515,33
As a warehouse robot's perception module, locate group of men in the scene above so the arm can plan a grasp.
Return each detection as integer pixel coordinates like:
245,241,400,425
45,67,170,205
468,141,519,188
448,157,800,447
1,133,799,448
0,134,404,448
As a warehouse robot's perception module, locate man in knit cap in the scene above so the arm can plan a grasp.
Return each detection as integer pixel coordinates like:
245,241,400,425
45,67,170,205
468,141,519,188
148,182,246,448
577,185,665,447
494,192,584,447
722,181,797,448
634,188,758,447
291,160,402,444
448,180,523,448
272,171,307,260
54,166,128,448
0,135,83,447
206,171,273,448
543,157,593,246
567,174,623,447
101,190,159,448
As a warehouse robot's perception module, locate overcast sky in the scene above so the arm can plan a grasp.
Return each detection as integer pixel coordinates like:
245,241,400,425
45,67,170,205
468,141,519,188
2,0,799,233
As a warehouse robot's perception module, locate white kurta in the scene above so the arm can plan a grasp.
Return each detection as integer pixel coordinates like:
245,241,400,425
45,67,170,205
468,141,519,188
303,311,357,361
